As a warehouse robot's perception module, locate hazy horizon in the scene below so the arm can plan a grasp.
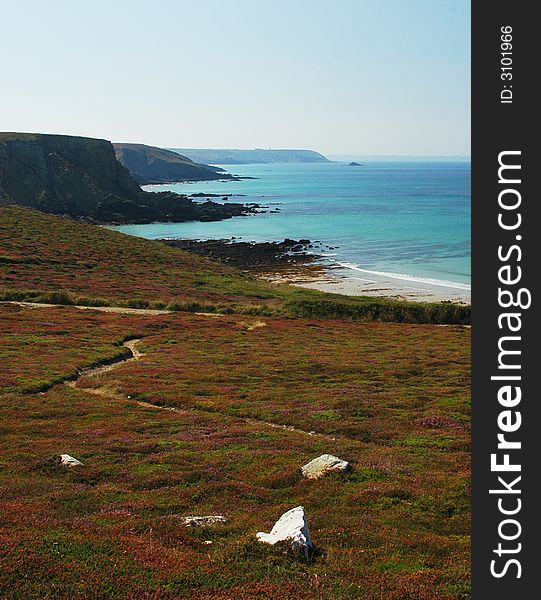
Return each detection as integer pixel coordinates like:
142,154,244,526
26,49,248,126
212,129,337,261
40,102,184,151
0,132,471,160
1,0,470,156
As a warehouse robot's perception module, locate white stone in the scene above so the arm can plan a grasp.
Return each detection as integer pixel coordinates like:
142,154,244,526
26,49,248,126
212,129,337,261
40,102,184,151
60,454,83,467
182,515,227,527
300,454,350,479
256,506,313,558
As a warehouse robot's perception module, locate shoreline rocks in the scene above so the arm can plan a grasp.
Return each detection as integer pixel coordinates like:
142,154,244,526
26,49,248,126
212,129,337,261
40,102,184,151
162,238,322,271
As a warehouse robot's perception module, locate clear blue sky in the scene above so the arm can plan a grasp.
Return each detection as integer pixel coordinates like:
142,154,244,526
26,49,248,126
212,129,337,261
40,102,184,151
0,0,470,156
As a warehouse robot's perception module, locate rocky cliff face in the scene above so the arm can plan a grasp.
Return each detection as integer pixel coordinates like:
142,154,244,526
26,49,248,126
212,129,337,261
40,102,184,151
113,143,230,184
0,133,259,224
0,133,142,217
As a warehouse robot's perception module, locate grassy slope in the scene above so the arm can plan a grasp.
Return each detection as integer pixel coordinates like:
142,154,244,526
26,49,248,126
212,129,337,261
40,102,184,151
0,205,278,309
0,206,470,324
0,205,470,598
0,304,470,599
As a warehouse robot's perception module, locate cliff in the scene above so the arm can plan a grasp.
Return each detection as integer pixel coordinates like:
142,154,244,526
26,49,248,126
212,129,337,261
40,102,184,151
169,148,331,165
113,143,231,184
0,133,258,224
0,132,142,217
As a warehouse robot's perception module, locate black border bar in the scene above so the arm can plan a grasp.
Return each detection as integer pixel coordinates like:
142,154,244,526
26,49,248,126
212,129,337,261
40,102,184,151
472,2,538,596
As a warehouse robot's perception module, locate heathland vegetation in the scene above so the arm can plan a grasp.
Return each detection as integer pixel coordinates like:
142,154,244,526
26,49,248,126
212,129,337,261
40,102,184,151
0,202,471,598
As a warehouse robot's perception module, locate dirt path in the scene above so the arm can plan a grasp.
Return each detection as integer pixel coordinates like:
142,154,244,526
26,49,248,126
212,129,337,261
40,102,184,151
67,338,343,444
65,338,144,388
12,300,348,444
6,301,170,315
4,301,229,319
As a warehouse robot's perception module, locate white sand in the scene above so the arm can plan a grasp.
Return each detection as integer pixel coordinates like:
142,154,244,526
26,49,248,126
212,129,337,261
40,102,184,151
264,264,471,304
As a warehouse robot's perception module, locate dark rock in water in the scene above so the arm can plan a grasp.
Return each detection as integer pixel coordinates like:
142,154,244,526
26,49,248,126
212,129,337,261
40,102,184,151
348,161,363,167
0,133,260,225
162,238,320,271
189,192,246,198
94,194,260,225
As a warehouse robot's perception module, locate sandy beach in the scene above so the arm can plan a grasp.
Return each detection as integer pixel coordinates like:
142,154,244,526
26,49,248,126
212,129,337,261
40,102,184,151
263,262,471,304
161,238,471,304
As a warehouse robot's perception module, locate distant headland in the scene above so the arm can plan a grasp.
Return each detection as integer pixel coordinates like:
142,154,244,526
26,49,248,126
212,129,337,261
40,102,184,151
169,148,330,165
113,143,232,184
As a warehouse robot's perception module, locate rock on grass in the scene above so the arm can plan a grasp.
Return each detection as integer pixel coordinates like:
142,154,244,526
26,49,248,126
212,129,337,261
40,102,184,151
300,454,350,479
182,515,227,527
256,506,313,559
59,454,83,467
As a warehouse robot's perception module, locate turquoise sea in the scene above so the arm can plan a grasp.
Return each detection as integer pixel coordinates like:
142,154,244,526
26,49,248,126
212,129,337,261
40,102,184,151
112,160,471,293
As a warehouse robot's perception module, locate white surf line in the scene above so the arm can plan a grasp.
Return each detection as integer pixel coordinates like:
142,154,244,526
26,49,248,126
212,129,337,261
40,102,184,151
337,263,471,291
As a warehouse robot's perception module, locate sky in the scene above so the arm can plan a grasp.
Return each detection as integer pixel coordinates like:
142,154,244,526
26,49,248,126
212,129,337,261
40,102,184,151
0,0,470,156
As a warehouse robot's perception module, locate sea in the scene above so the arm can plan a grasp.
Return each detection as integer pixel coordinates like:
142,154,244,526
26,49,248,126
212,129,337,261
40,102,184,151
111,159,471,298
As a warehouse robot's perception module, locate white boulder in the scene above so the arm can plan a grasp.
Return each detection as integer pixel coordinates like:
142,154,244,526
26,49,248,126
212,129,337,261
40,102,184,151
301,454,350,479
256,506,313,558
60,454,83,467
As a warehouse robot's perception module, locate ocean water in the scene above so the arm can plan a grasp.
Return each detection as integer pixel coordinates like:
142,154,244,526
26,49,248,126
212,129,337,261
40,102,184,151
111,160,471,291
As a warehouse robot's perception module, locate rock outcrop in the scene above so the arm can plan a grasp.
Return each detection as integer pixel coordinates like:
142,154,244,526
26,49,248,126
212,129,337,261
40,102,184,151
59,454,83,467
0,132,141,217
162,238,317,270
0,133,260,224
182,515,228,527
113,143,231,184
300,454,351,479
256,506,313,558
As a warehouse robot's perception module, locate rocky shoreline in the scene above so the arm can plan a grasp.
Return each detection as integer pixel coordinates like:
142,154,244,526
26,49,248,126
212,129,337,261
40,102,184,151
92,193,264,225
162,237,471,304
161,238,327,272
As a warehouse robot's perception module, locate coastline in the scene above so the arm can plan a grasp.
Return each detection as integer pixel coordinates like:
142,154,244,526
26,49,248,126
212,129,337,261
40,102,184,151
263,264,471,304
161,238,471,304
